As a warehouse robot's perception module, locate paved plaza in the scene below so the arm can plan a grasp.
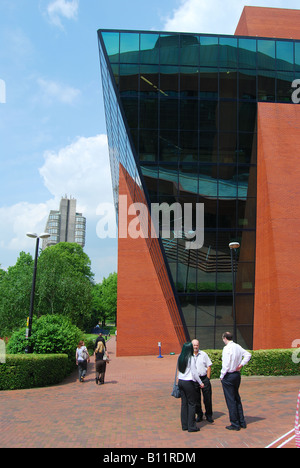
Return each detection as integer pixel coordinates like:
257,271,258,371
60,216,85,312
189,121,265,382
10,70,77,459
0,336,298,449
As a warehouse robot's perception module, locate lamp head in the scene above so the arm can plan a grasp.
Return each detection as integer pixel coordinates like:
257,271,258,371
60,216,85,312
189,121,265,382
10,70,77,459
229,242,240,250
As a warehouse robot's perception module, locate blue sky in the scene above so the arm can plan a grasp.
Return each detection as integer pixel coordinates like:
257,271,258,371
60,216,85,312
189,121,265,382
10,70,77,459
0,0,299,282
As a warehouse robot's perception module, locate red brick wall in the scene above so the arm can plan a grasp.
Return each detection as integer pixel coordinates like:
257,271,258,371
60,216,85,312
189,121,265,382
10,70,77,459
235,6,300,40
254,103,300,349
116,164,186,356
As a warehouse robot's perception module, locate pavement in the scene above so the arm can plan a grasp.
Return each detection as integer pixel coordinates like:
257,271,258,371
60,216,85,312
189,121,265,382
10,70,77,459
0,336,299,449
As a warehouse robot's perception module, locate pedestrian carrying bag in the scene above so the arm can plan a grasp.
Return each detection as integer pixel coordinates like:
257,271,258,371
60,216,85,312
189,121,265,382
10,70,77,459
171,362,181,398
81,347,89,361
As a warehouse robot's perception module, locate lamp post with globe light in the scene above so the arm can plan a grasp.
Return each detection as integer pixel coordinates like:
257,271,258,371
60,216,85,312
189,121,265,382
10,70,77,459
25,232,50,353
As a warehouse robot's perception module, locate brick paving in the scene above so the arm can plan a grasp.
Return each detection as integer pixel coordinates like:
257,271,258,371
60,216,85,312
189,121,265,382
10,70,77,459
0,336,299,448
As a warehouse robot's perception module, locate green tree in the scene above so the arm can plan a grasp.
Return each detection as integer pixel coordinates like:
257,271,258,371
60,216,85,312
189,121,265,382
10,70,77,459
91,272,117,327
35,243,94,330
0,252,33,335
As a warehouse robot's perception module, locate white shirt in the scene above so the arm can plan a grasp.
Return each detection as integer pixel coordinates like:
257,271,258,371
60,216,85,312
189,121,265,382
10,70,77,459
193,351,212,377
178,357,203,386
220,341,251,380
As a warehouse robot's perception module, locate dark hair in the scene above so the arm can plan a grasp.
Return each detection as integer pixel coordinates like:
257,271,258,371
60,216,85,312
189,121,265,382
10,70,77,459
178,342,193,373
222,332,233,341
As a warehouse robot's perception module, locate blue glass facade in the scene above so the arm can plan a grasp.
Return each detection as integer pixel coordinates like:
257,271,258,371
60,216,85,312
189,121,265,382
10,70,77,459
98,30,300,349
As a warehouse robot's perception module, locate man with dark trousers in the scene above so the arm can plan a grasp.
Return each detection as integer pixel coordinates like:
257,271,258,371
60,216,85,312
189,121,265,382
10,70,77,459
220,332,252,431
192,339,214,423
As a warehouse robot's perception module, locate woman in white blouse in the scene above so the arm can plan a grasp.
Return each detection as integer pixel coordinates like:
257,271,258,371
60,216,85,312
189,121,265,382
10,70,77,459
178,342,204,432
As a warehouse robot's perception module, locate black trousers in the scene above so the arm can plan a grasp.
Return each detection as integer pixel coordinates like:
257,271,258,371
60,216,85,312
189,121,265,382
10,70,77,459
194,375,213,418
178,380,199,431
95,359,107,384
221,371,246,428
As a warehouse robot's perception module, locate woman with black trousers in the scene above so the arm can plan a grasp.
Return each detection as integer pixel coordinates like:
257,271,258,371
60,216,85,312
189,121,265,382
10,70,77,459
178,342,205,432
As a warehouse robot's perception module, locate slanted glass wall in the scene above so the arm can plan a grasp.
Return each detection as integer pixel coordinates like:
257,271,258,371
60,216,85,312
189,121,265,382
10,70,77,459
99,30,300,349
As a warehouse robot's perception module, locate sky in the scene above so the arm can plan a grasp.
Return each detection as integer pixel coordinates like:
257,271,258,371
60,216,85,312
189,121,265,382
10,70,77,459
0,0,299,283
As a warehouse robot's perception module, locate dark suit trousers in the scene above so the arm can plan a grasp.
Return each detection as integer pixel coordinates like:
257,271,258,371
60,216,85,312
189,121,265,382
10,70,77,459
178,380,198,431
194,375,213,418
221,371,246,428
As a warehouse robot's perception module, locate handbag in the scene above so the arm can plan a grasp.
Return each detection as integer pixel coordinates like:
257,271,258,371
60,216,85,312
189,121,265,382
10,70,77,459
171,361,181,398
81,347,89,361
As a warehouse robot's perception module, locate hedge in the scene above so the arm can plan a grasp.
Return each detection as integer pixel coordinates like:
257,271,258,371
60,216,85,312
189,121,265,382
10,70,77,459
0,354,68,391
206,349,300,379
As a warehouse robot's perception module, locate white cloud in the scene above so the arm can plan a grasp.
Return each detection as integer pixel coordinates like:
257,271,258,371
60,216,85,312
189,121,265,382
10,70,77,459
163,0,300,35
46,0,79,28
0,134,116,280
37,78,80,105
39,134,113,217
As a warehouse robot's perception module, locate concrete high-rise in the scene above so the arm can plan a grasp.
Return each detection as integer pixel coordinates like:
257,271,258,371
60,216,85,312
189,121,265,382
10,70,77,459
42,197,86,249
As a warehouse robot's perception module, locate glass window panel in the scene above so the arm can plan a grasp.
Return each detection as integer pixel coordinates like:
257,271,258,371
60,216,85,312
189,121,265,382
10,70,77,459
276,41,294,71
160,66,179,96
196,297,216,326
219,37,238,68
160,98,178,130
236,295,254,325
199,100,218,131
140,33,159,64
277,71,294,103
218,198,237,229
219,133,237,164
238,102,257,133
199,68,218,98
178,163,198,195
215,296,233,325
258,70,275,101
159,34,180,65
180,34,200,66
101,32,119,62
180,67,199,97
159,131,179,162
257,39,276,69
179,295,196,327
238,38,256,69
295,42,300,71
238,197,256,230
122,97,138,128
180,99,198,130
239,70,257,100
218,165,238,199
219,69,237,99
110,64,119,87
219,101,237,132
198,164,218,197
179,131,198,162
139,129,158,162
120,32,139,62
140,65,159,95
140,96,158,129
236,263,255,293
119,64,139,94
200,36,219,67
237,230,256,262
195,326,215,349
238,132,257,164
199,131,218,163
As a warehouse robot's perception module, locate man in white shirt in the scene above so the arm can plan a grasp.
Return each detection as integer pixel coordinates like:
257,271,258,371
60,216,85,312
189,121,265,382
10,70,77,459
192,339,214,423
220,332,252,431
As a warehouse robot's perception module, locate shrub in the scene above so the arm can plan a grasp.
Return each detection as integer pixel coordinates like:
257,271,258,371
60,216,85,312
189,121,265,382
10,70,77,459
205,348,300,379
0,354,68,390
7,314,83,373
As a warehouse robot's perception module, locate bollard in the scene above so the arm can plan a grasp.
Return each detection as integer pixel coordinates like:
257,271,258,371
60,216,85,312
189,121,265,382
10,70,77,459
157,342,163,358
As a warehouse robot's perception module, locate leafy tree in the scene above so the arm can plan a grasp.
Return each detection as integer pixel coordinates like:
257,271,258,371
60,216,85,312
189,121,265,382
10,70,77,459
35,243,93,330
0,252,33,335
91,272,117,327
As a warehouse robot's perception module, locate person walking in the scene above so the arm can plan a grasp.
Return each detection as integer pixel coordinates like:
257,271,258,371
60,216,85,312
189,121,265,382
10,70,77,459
220,332,252,431
192,339,214,423
94,340,109,385
76,341,90,382
178,342,204,432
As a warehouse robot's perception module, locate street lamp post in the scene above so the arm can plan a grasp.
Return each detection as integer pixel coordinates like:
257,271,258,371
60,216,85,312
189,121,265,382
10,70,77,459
229,242,240,343
25,232,50,353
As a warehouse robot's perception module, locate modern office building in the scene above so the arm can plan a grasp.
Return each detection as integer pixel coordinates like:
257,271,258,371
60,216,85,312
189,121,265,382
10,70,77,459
42,197,86,249
98,6,300,356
